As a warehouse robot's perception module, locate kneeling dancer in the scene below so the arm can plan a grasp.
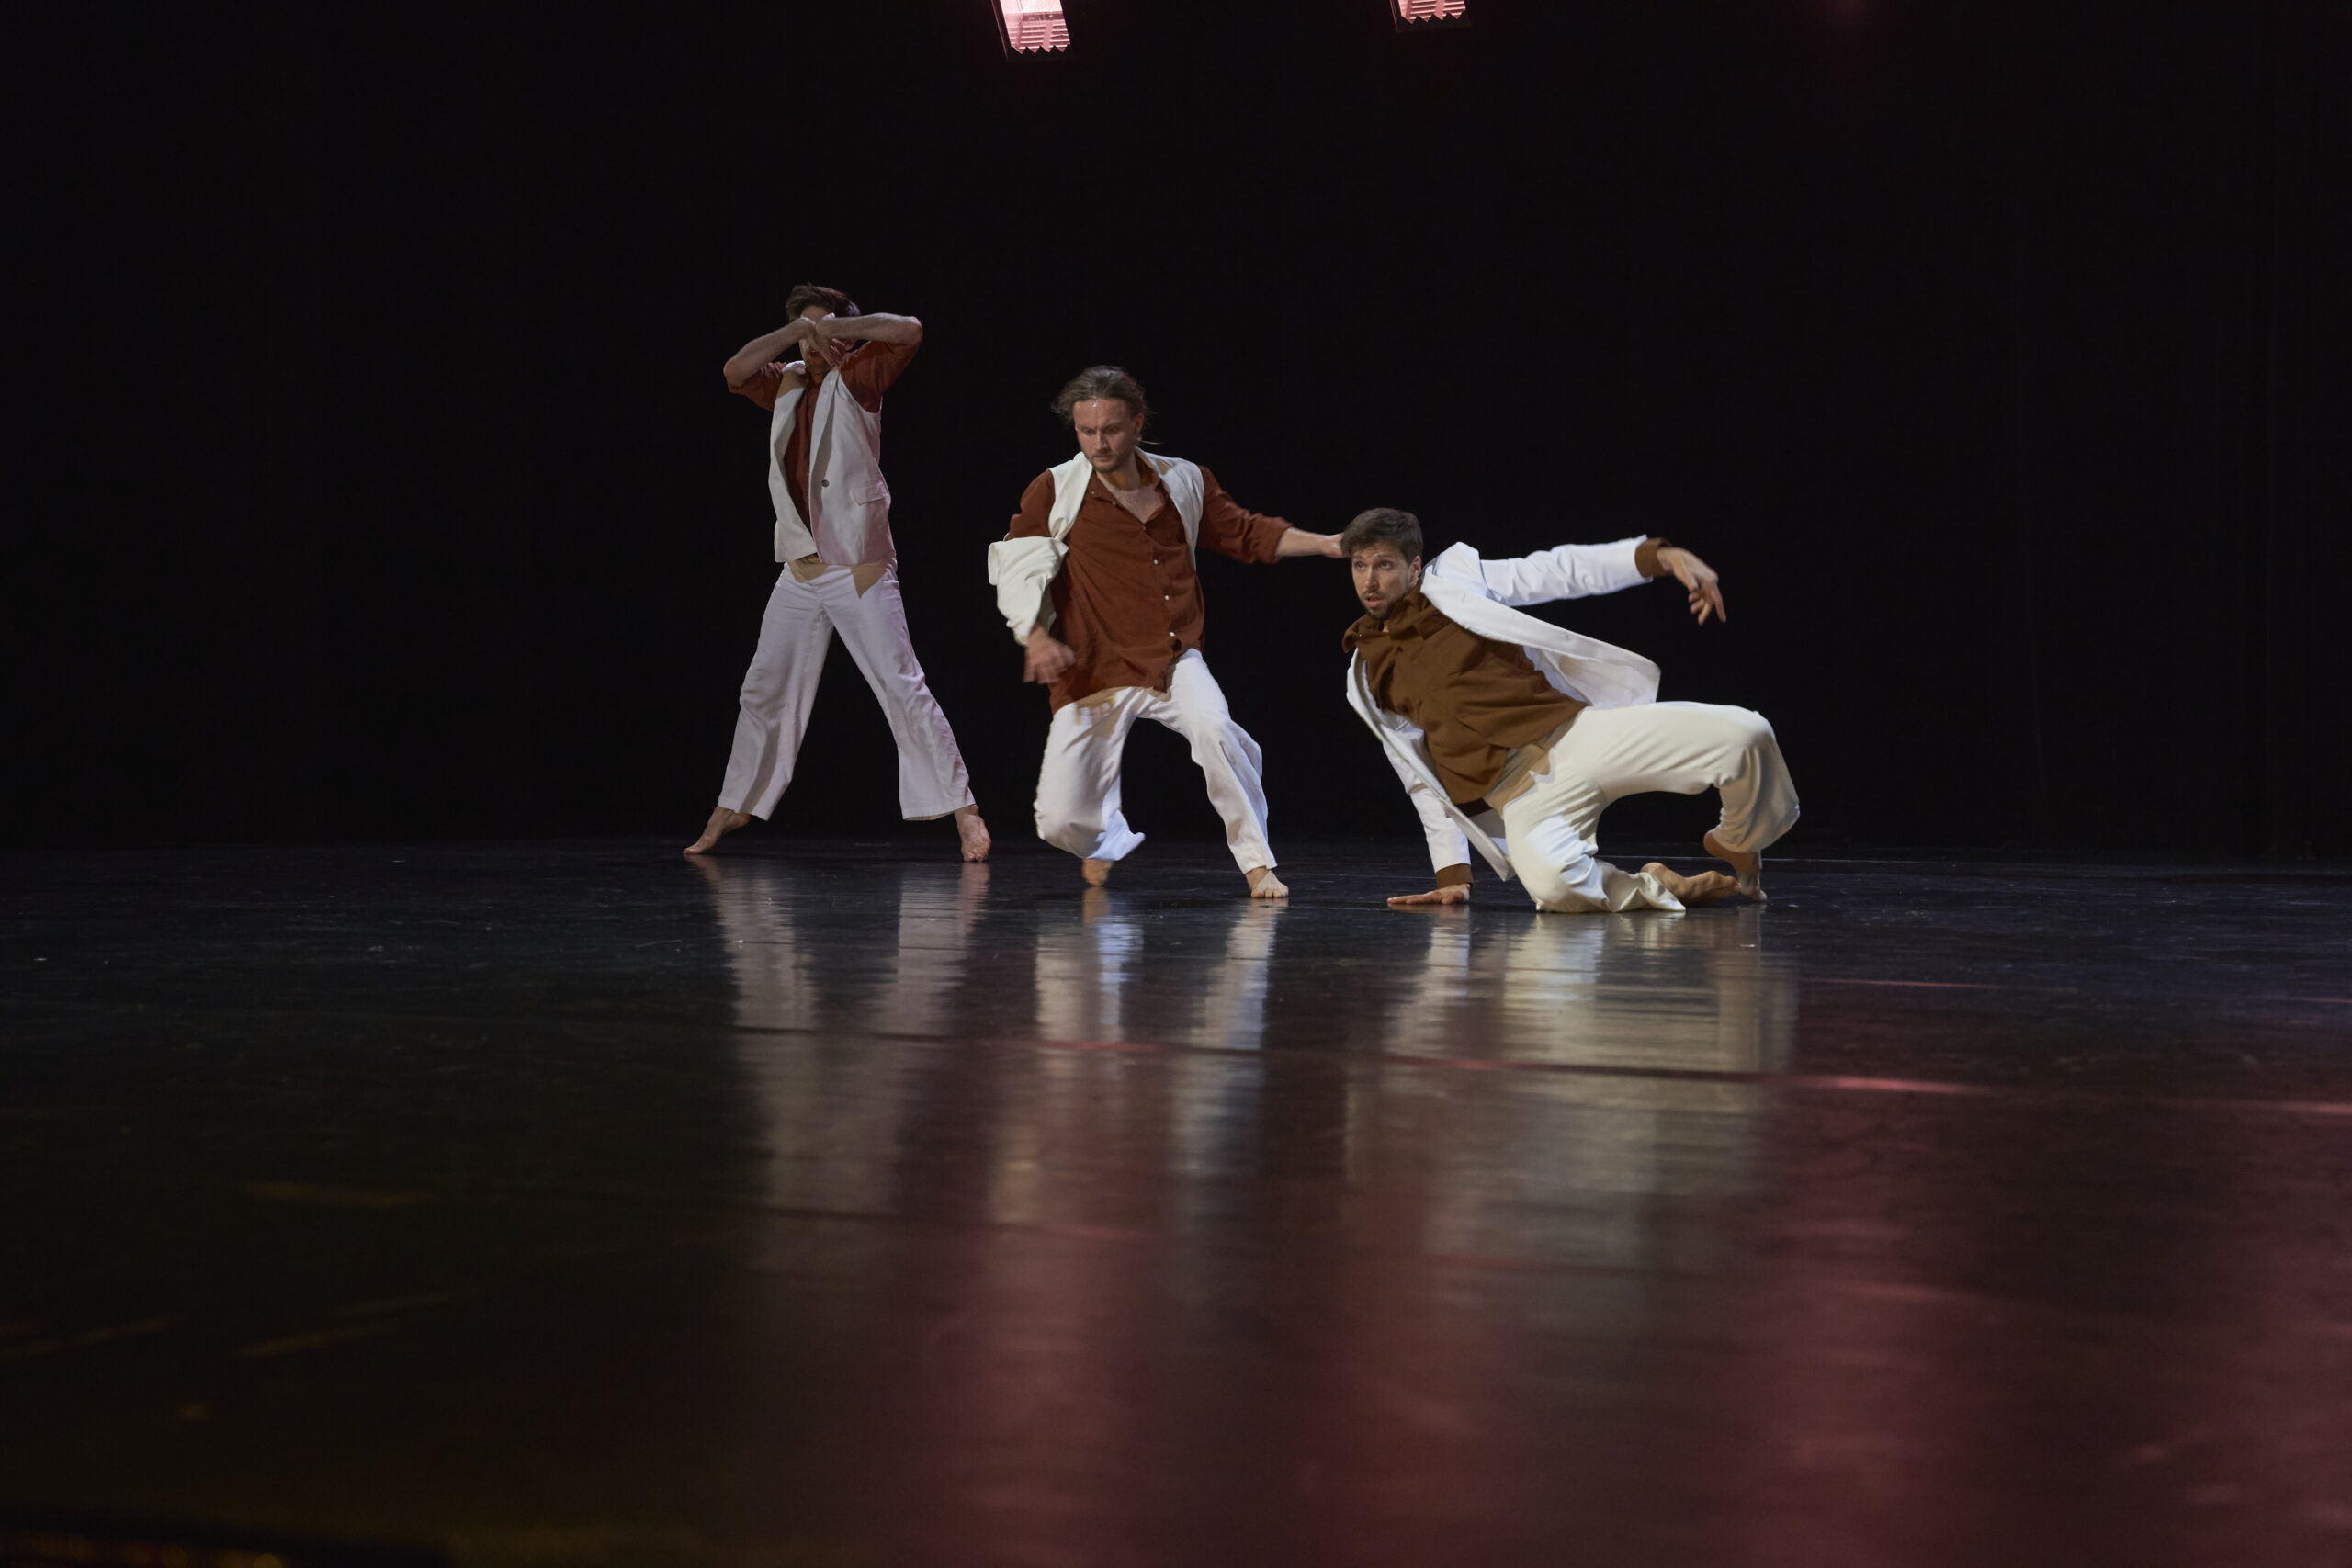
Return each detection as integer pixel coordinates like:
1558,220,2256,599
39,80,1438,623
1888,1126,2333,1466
1340,508,1797,911
989,367,1341,897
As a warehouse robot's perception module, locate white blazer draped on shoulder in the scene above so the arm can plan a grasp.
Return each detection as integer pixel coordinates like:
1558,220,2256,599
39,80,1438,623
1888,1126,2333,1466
1345,537,1662,880
986,453,1205,644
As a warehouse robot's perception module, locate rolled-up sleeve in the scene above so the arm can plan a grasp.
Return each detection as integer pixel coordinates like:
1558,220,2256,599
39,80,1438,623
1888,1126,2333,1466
728,364,790,411
1194,468,1292,564
841,337,917,412
1007,472,1055,539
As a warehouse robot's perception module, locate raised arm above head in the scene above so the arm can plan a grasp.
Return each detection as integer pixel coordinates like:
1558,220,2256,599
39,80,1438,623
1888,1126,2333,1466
723,319,816,388
807,310,922,349
723,279,922,387
721,313,921,386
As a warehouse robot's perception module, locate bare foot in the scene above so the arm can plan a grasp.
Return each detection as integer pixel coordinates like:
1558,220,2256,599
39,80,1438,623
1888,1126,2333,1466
1081,858,1114,887
1701,829,1764,901
1245,866,1289,900
1641,862,1740,908
685,807,752,856
955,805,992,863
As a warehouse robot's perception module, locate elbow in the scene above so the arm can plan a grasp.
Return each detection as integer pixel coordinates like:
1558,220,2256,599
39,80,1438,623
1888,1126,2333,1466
721,359,749,388
900,316,924,343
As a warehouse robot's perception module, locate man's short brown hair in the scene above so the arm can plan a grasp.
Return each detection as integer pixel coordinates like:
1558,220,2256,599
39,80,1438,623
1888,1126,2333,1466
1051,365,1152,428
784,282,860,321
1341,508,1425,562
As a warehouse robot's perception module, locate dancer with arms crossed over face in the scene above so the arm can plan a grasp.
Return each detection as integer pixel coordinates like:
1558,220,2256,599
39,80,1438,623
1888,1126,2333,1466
989,367,1343,898
1339,508,1798,911
689,284,990,861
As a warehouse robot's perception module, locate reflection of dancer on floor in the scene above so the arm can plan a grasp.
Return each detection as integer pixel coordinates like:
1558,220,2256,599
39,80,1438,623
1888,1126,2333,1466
1338,508,1798,912
989,367,1342,898
687,284,990,861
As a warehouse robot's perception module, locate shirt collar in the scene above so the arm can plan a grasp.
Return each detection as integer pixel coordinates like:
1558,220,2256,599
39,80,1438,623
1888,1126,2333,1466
1342,590,1437,652
1090,459,1165,503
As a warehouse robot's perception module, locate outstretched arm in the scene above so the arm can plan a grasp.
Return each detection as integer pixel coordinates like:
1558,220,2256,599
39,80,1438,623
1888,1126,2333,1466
1193,469,1340,562
1474,536,1727,623
1474,536,1661,604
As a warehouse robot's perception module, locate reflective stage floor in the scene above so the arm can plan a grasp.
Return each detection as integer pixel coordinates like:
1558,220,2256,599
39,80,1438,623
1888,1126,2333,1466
3,838,2349,1567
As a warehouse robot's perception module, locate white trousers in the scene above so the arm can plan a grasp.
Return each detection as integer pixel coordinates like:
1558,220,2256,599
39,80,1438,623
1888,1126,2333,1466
1498,702,1798,913
1033,650,1275,874
717,564,974,821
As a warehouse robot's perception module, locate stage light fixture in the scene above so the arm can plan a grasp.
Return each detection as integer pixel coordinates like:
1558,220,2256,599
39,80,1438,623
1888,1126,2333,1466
1393,0,1470,29
994,0,1070,55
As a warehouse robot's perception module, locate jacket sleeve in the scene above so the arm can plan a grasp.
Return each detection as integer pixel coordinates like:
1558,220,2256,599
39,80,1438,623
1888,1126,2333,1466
1350,656,1479,878
987,474,1063,643
988,539,1063,644
1475,536,1658,605
1384,742,1475,880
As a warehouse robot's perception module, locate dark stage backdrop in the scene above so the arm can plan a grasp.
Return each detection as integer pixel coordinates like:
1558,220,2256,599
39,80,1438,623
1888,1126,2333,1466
14,0,2348,856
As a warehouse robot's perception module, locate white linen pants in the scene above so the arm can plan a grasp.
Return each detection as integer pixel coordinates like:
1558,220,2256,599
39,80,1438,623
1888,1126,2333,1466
1498,701,1798,913
717,564,974,821
1034,650,1275,873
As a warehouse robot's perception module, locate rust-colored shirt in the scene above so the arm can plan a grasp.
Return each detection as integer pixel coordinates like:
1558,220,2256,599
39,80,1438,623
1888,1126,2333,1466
729,337,917,540
1007,465,1292,711
1343,590,1588,807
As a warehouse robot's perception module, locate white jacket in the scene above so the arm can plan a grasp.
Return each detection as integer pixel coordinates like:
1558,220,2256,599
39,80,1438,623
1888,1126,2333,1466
986,452,1205,643
765,360,895,566
1346,537,1663,880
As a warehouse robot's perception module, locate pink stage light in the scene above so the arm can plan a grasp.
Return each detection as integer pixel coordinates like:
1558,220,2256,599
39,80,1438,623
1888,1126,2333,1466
1394,0,1470,28
996,0,1070,54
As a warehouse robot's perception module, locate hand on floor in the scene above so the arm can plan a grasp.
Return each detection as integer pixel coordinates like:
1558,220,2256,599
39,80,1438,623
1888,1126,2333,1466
1387,884,1469,908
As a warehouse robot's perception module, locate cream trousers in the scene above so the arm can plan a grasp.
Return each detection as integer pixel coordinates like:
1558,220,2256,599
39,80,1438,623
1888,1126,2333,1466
717,563,974,822
1033,650,1275,874
1498,701,1798,913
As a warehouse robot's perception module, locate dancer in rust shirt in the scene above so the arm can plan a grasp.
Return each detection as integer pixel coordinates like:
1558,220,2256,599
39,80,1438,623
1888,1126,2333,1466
989,366,1341,897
